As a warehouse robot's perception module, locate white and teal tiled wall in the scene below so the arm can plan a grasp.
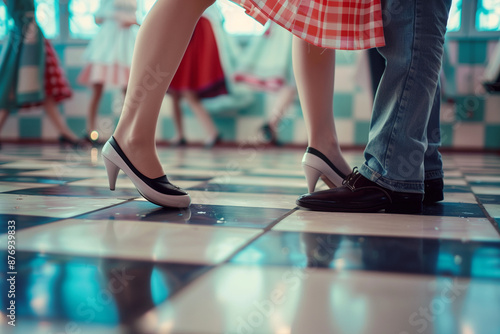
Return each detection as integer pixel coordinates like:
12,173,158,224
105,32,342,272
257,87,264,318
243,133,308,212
1,39,499,150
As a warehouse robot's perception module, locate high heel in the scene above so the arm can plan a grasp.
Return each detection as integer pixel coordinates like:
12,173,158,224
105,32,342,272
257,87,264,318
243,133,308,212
58,135,80,149
102,137,191,208
170,137,187,147
261,124,274,142
260,124,282,146
102,156,120,190
302,147,348,193
204,133,221,149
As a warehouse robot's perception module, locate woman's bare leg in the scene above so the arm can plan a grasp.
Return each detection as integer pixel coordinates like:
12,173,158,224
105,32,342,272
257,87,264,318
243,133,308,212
170,92,185,141
44,96,78,140
113,0,215,178
269,85,297,133
292,36,351,176
182,91,218,142
88,83,104,135
0,109,9,135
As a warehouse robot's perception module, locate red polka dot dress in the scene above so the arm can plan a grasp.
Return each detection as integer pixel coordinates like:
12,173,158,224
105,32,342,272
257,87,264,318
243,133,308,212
19,39,73,109
0,0,72,110
40,39,72,104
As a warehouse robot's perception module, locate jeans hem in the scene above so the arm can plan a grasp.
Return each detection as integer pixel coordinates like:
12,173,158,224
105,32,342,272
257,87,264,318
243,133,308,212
425,169,444,180
359,164,424,193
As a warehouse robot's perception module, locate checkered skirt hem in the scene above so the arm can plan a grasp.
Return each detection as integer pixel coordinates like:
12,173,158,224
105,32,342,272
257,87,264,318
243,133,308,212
235,0,385,50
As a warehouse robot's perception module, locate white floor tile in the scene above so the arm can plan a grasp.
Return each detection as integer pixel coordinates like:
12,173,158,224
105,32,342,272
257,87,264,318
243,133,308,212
471,187,500,195
484,204,500,218
137,266,500,334
0,194,127,217
443,192,478,203
273,211,500,241
208,175,307,188
0,182,58,193
3,219,262,264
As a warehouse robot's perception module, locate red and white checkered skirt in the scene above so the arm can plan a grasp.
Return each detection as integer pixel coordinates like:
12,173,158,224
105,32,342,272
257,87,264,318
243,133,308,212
235,0,385,50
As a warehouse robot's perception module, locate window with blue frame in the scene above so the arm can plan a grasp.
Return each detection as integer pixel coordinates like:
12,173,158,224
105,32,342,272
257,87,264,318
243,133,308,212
0,0,59,40
137,0,155,20
35,0,59,39
0,5,8,38
68,0,101,39
68,0,155,39
476,0,500,31
448,0,462,32
217,0,265,35
0,0,498,41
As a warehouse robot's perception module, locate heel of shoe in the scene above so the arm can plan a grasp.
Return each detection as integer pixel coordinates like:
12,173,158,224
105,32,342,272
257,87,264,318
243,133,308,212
103,156,120,191
303,164,322,193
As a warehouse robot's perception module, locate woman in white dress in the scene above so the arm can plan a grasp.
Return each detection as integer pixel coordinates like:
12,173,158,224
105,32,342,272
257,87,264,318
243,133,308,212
233,22,296,145
78,0,139,145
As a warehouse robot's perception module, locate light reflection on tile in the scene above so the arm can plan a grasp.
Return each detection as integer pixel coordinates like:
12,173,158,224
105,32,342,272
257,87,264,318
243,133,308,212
465,175,500,183
442,192,478,203
0,194,126,217
1,160,60,169
19,167,107,178
484,204,500,218
208,175,307,188
0,182,59,193
444,178,468,186
6,219,262,264
77,200,289,229
442,170,464,178
187,191,299,209
0,144,499,334
471,186,500,195
0,251,210,331
248,168,305,177
273,211,499,240
0,321,122,334
138,266,500,334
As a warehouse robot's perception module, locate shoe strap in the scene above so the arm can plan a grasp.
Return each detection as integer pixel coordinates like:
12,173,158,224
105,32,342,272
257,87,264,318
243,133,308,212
306,147,347,179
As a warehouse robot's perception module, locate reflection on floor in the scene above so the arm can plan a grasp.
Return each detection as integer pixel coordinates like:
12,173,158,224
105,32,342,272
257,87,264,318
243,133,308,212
0,144,499,334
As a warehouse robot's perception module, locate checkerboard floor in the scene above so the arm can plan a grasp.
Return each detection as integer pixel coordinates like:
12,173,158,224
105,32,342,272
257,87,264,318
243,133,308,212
0,144,499,334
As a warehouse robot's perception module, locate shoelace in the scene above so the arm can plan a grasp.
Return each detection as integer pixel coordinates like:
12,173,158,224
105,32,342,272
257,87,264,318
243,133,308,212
342,167,359,186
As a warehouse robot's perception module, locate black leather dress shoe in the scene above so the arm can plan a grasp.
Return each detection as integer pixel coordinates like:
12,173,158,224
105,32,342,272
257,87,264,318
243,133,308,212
296,168,424,214
423,178,444,204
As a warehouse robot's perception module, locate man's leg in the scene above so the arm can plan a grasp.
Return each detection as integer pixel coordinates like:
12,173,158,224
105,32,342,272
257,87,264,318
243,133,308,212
423,83,445,203
297,0,451,213
360,0,451,193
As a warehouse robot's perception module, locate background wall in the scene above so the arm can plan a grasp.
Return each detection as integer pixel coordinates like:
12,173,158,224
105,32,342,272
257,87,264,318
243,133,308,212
1,1,499,150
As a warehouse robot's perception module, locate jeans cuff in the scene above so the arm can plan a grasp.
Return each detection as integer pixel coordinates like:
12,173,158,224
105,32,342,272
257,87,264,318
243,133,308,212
359,164,424,194
425,169,444,180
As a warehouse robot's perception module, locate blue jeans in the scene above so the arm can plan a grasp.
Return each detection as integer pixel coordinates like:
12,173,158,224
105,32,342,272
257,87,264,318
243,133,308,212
359,0,451,193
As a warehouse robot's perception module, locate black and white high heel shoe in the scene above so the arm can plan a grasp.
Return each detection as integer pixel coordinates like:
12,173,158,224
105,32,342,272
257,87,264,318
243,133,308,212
102,137,191,208
302,147,348,193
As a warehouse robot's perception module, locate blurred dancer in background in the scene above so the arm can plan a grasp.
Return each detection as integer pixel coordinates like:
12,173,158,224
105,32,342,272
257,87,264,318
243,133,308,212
0,0,77,148
78,0,139,146
234,22,296,146
167,14,226,148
